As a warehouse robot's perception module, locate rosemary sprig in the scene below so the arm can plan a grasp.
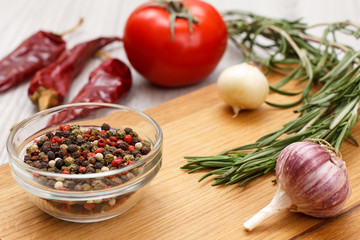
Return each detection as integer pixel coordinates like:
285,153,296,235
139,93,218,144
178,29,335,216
181,11,360,186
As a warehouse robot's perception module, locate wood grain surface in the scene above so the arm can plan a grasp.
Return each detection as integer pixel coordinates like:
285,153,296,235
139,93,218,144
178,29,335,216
1,71,360,240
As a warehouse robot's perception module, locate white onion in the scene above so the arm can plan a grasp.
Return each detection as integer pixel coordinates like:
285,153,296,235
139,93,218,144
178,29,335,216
217,63,269,117
243,140,351,231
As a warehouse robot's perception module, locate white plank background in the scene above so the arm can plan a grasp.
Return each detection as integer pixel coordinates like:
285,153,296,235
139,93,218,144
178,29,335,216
1,0,359,165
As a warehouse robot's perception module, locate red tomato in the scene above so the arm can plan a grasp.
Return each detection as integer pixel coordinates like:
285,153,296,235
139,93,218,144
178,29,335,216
123,0,228,87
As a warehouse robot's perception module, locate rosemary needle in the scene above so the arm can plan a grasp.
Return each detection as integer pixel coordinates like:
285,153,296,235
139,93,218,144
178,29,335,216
181,11,360,186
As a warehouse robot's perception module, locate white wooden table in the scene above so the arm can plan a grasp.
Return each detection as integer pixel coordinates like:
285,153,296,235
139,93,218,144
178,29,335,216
0,0,359,165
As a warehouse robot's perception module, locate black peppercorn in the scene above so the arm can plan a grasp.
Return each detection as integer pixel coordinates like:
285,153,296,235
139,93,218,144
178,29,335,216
58,149,68,158
46,132,54,139
118,142,128,150
141,146,151,155
41,161,49,168
68,135,76,143
113,149,123,156
47,151,56,160
71,151,81,159
55,159,65,169
45,179,56,188
94,162,103,169
67,144,78,153
132,138,141,145
77,137,86,145
62,130,70,138
101,123,110,131
82,160,90,167
33,161,42,169
89,157,96,164
64,180,76,189
62,138,72,145
36,140,44,148
50,143,60,152
41,145,51,153
124,127,132,134
132,149,141,157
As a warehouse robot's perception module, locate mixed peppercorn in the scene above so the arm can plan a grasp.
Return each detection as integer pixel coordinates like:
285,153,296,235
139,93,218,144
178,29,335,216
24,123,151,191
24,123,152,215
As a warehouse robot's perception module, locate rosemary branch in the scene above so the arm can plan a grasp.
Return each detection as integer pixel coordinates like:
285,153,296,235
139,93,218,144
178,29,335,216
181,11,360,186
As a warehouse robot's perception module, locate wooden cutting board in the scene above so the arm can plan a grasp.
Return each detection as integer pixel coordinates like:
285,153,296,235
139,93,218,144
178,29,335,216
1,71,360,240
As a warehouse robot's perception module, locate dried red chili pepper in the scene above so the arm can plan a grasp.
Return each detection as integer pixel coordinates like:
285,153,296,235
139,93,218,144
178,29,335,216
72,58,132,103
47,57,132,126
28,37,121,111
0,19,83,93
0,31,65,93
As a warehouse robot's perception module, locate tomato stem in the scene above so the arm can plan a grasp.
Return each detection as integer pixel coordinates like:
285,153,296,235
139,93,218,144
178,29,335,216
155,0,199,41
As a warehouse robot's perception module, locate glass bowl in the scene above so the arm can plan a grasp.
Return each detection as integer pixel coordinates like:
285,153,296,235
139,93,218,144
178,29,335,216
7,103,162,223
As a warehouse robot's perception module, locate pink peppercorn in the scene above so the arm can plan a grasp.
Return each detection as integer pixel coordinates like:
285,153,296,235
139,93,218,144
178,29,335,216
109,136,118,142
83,203,95,211
124,135,132,144
95,148,104,154
98,138,107,147
79,166,86,173
111,158,123,167
128,145,135,152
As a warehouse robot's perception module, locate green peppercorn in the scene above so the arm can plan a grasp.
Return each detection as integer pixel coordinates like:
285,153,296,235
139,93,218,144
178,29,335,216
68,163,78,172
101,202,111,211
142,139,151,147
91,180,106,190
62,166,69,171
81,143,91,150
38,152,46,157
82,183,92,191
70,125,80,130
37,176,47,185
59,144,68,150
71,129,82,136
117,130,126,139
130,131,138,138
135,154,143,161
104,154,114,163
123,154,134,162
64,157,74,166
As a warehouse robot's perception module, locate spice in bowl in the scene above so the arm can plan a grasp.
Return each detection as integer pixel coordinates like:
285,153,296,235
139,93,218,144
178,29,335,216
23,123,152,215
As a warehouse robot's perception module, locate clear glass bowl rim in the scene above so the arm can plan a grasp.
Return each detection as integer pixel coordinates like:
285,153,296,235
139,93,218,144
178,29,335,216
6,102,163,180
